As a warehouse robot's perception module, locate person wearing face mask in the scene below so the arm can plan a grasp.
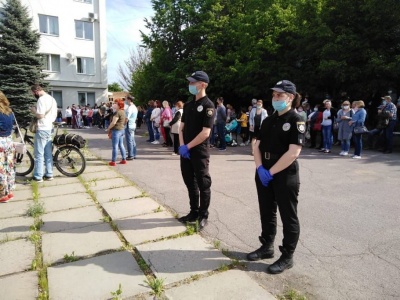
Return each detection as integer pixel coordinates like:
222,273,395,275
249,100,268,155
379,96,397,154
178,71,215,230
247,80,305,275
107,99,127,166
336,100,353,156
30,85,58,182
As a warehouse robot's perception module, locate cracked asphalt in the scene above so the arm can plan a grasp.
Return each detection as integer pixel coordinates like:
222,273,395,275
75,127,400,300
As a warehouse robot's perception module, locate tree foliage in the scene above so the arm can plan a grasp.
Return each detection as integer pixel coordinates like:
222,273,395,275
131,0,400,106
0,0,48,121
108,82,123,92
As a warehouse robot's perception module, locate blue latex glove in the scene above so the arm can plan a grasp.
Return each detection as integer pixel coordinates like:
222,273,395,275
257,166,273,187
178,145,191,159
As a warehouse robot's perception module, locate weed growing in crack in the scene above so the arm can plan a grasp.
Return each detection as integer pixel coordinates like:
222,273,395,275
153,206,162,213
144,277,165,298
64,251,78,263
213,240,221,249
110,283,123,300
277,288,307,300
27,202,45,217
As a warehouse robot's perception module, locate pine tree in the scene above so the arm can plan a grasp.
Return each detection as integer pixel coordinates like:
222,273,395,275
0,0,48,121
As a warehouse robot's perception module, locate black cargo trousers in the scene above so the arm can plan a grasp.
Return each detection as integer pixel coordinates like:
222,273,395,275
255,160,300,254
180,144,212,217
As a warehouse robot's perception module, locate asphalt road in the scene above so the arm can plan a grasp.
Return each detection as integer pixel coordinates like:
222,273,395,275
76,126,400,300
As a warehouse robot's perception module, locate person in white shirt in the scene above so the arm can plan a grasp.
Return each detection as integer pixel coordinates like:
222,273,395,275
30,84,58,182
124,95,138,159
65,106,72,126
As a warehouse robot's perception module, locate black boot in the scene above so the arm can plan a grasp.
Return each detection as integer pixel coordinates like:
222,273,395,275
267,246,294,274
246,236,274,261
178,210,199,223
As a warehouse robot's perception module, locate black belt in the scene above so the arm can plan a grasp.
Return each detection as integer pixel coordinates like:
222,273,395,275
264,152,281,160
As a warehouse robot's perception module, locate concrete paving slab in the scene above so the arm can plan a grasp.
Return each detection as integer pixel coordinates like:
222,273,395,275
0,271,38,299
0,216,32,241
88,177,131,191
0,200,31,219
102,197,162,220
39,176,80,187
42,193,94,213
12,188,34,201
83,164,112,174
14,180,32,190
0,239,35,276
137,234,231,285
117,211,186,246
94,186,142,204
41,206,104,233
165,269,276,299
48,251,150,300
38,182,86,198
42,223,122,264
80,171,122,182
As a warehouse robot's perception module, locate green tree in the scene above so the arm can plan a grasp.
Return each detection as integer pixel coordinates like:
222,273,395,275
108,82,123,92
0,0,47,121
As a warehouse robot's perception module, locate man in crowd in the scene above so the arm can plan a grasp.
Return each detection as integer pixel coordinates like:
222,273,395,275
30,84,58,182
125,95,138,160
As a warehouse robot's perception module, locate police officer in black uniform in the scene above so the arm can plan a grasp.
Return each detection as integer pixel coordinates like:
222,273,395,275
247,80,305,274
177,71,215,230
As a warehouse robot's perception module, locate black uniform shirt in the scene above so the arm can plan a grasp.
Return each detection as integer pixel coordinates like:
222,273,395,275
257,109,305,155
181,96,215,146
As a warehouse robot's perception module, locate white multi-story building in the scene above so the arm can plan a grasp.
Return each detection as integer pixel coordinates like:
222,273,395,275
20,0,107,111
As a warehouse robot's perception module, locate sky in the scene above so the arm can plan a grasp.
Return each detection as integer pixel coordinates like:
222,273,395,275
106,0,153,86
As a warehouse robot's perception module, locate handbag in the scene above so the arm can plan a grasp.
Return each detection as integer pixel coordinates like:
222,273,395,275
353,125,368,134
163,119,170,127
13,113,27,154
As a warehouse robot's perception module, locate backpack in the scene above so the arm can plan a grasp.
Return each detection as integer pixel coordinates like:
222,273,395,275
53,133,86,148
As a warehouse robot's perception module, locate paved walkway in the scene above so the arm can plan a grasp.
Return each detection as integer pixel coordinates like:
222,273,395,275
0,150,276,299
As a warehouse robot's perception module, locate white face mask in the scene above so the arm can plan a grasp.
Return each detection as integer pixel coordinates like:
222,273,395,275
314,108,318,112
343,105,349,110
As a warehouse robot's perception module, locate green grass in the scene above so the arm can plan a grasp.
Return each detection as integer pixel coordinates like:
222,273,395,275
110,283,123,300
27,202,45,217
277,289,307,300
64,251,78,263
144,277,165,297
153,206,162,213
213,239,221,249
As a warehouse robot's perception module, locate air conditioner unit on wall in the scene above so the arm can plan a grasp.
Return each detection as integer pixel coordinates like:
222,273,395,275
88,12,98,21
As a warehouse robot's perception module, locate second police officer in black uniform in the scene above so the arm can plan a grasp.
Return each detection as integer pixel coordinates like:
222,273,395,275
247,80,305,274
178,71,215,230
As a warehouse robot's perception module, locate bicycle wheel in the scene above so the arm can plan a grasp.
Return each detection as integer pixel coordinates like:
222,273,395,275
15,150,34,176
54,145,86,177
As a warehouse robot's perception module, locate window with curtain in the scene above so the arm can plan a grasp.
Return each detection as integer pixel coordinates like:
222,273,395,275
75,21,93,40
78,92,95,106
50,91,63,108
38,14,59,35
77,57,95,75
42,54,60,72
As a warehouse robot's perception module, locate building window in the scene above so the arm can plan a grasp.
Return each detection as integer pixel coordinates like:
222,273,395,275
39,14,59,36
76,57,95,75
75,21,93,40
74,0,92,3
43,54,61,72
50,91,63,108
78,92,95,107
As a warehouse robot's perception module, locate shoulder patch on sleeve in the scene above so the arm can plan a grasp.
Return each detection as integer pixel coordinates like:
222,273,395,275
206,108,214,117
297,122,306,133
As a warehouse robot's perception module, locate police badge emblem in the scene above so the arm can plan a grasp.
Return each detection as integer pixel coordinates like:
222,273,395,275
197,105,204,112
282,123,291,131
297,122,306,133
206,108,214,117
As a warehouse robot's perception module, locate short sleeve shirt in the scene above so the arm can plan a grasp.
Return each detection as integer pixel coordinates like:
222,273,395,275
37,94,58,131
181,96,215,145
111,110,126,131
257,109,305,155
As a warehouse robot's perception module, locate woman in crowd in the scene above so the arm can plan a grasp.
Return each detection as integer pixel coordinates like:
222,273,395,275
161,100,173,147
86,106,93,127
65,106,72,126
319,100,336,153
107,99,127,166
349,100,367,159
237,107,248,146
0,91,16,203
136,106,144,129
336,100,353,156
249,99,268,155
150,100,162,144
169,101,184,155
